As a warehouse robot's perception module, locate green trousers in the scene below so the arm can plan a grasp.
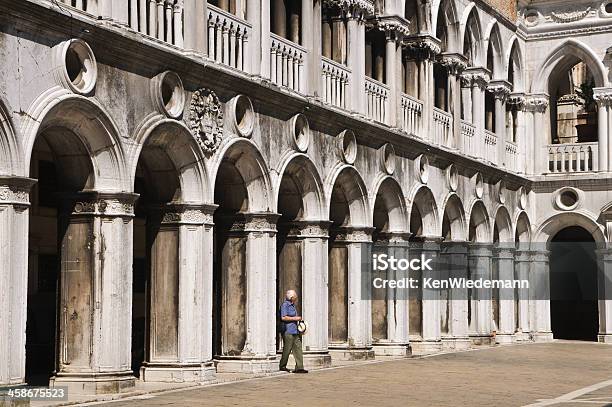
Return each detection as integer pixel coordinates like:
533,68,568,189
279,333,304,370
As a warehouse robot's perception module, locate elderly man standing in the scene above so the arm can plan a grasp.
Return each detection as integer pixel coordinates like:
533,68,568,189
279,290,308,373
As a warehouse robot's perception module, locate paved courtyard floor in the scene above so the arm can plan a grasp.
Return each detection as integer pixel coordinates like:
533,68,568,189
83,341,611,407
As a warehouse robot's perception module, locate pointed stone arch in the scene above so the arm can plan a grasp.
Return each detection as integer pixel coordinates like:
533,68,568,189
515,211,531,243
409,185,439,237
484,20,503,79
0,98,23,177
371,175,408,233
275,153,325,222
493,205,513,243
531,39,607,94
432,0,460,52
506,36,524,92
325,165,370,228
461,4,484,67
467,199,491,243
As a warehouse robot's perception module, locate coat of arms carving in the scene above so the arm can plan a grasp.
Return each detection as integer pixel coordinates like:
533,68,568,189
189,88,224,154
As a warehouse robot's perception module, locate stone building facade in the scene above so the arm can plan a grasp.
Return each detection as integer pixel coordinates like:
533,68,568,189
0,0,611,395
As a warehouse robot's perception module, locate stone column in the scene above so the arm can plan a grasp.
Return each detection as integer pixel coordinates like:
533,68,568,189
467,243,494,345
465,69,489,159
249,0,267,77
371,232,411,357
405,35,441,142
49,192,137,394
594,88,612,172
411,237,443,354
460,75,472,123
524,95,549,175
0,177,35,388
279,221,332,368
140,204,217,382
328,227,374,360
346,7,367,113
183,0,207,55
529,249,553,342
493,245,515,344
216,212,280,373
383,28,399,127
440,53,467,150
514,247,531,341
596,245,612,343
440,241,470,350
488,80,511,167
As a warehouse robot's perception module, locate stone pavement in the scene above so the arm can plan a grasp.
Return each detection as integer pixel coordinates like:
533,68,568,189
81,341,612,407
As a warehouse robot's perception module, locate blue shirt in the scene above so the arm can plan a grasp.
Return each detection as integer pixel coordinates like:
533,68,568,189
280,300,298,334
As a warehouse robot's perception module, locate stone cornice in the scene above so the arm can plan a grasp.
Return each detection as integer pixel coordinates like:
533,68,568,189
403,34,441,61
437,52,468,76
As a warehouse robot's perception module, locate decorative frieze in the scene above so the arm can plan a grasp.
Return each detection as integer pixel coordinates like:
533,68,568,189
189,88,224,154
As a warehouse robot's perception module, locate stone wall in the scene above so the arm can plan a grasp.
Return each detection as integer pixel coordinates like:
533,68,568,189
483,0,518,21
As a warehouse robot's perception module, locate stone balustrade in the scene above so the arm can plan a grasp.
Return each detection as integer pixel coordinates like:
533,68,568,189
461,120,476,157
484,129,498,166
321,57,350,109
505,140,518,173
270,34,306,93
207,5,251,72
432,107,452,146
365,77,389,124
401,93,423,137
547,142,597,173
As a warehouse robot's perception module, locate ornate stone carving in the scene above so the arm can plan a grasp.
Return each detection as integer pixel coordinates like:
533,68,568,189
404,35,441,61
161,203,216,225
438,53,467,76
507,93,526,110
373,16,411,38
189,88,224,154
0,177,35,205
462,68,490,90
550,6,591,23
69,194,137,217
331,226,374,242
487,80,512,102
323,0,374,16
594,88,612,107
523,95,549,113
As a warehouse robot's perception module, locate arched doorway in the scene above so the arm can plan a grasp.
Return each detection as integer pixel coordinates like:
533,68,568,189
550,226,598,341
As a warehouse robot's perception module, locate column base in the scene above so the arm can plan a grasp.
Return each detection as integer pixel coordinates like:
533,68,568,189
49,370,135,395
598,334,612,344
469,334,495,346
514,331,531,342
410,340,442,355
328,345,375,361
139,362,216,383
441,336,471,351
533,332,554,342
495,333,516,345
372,342,410,357
276,351,332,370
214,356,277,374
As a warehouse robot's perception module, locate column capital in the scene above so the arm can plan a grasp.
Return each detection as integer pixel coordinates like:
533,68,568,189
403,34,441,61
523,94,549,113
487,79,512,102
324,0,374,18
0,176,36,206
62,191,139,217
507,92,526,110
374,230,412,243
279,220,332,238
437,52,467,76
467,242,493,257
331,225,375,242
593,87,612,108
370,15,410,41
161,202,218,225
492,245,516,259
461,67,490,90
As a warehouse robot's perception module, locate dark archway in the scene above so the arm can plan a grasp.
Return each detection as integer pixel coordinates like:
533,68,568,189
550,226,598,341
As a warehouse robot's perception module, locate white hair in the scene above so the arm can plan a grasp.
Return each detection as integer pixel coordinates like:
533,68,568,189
286,290,297,300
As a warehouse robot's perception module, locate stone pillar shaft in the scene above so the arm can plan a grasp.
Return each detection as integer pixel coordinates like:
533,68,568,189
514,249,531,340
493,246,515,344
530,249,553,342
468,244,493,344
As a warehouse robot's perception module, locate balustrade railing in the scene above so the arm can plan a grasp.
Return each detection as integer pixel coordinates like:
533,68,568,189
548,142,597,173
401,93,423,137
461,120,476,157
207,5,251,72
321,57,350,109
484,129,498,165
432,107,452,145
60,0,97,13
505,140,518,172
128,0,184,46
365,77,389,123
270,34,306,92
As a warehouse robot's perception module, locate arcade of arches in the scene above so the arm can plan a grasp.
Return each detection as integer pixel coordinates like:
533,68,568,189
2,0,612,397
